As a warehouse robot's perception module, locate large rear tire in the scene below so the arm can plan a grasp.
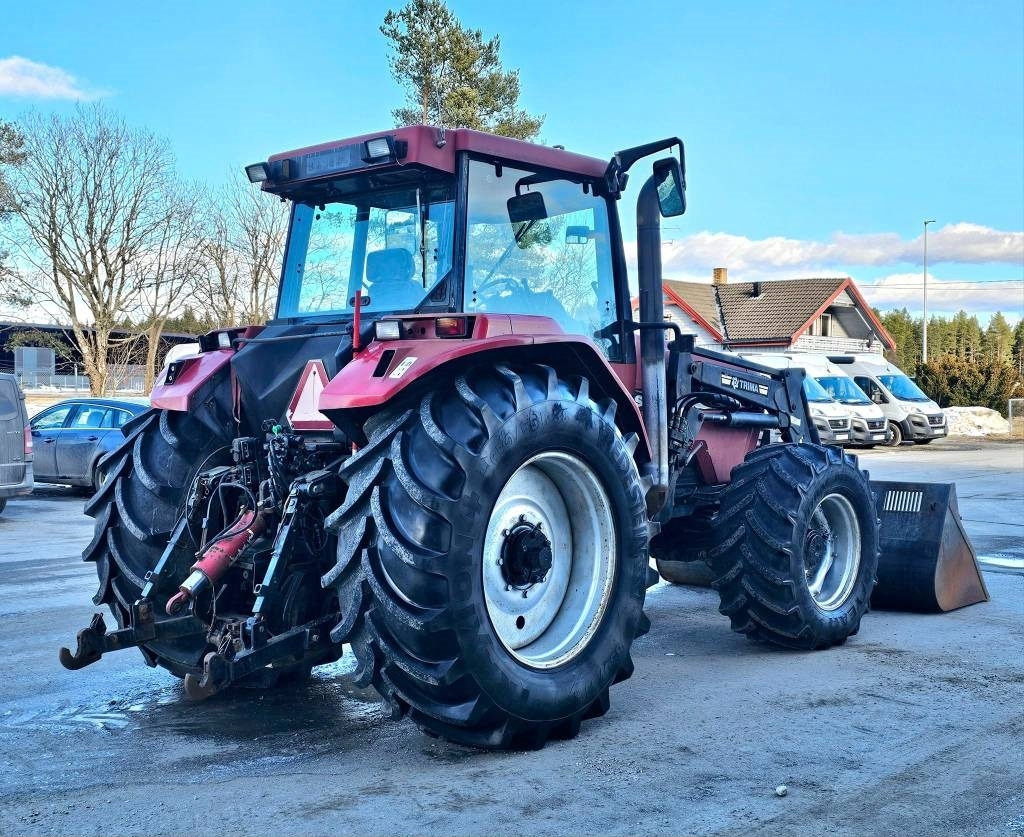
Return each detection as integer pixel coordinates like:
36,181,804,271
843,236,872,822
83,399,234,676
324,364,650,749
708,444,878,650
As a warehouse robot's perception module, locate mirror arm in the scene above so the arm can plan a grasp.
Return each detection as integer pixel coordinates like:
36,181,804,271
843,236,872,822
605,137,684,195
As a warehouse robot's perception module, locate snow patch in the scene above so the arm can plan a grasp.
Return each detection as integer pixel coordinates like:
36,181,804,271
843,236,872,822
942,406,1010,436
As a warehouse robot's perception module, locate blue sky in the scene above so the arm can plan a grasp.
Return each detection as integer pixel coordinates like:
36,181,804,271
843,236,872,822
1,0,1022,323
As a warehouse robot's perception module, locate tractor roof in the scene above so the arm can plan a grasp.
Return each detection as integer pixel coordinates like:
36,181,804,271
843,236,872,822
265,125,608,184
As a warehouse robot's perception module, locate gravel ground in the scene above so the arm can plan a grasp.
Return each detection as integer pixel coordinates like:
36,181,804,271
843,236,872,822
0,437,1020,836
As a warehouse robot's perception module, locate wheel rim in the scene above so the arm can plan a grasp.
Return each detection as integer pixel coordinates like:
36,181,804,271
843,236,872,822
482,451,616,670
803,492,862,611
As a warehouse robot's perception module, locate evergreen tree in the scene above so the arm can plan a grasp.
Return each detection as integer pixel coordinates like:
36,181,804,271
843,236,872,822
916,355,1021,416
879,308,920,368
1012,319,1024,377
381,0,544,140
982,311,1014,362
0,120,25,278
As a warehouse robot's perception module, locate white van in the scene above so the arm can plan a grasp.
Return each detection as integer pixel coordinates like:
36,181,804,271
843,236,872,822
735,353,852,445
781,353,888,447
827,355,947,446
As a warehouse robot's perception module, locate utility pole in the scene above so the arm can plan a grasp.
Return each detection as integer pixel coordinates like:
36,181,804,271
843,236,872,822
922,219,935,362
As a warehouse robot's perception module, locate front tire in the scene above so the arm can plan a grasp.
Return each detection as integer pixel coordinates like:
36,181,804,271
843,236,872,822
324,364,650,749
708,444,878,650
885,421,903,447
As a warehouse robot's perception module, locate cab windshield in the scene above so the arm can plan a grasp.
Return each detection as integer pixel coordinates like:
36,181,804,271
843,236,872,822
277,180,455,318
803,375,836,403
817,375,871,405
879,374,931,402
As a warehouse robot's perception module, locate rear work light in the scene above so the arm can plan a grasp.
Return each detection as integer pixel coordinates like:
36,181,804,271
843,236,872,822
360,136,408,165
375,320,402,341
245,162,269,183
435,317,469,338
24,426,32,456
362,136,395,163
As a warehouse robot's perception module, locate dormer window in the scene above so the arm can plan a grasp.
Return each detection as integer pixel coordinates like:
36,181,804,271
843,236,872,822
810,313,832,337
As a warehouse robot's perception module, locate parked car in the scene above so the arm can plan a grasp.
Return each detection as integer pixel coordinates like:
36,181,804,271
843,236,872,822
827,354,947,446
0,373,33,514
29,398,149,493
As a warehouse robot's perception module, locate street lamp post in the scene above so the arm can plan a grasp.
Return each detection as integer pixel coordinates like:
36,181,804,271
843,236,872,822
922,219,935,362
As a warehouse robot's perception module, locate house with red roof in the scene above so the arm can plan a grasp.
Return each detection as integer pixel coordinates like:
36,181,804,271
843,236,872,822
654,268,895,355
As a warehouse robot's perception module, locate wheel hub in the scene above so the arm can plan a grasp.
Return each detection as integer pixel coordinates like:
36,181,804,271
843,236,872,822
500,518,553,589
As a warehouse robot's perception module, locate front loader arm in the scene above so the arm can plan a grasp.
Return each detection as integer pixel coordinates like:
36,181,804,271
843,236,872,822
669,338,818,445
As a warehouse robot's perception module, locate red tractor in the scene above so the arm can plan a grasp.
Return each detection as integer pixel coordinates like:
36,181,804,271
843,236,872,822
60,126,979,749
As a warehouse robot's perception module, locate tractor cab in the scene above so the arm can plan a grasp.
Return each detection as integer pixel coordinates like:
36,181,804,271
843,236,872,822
250,126,682,370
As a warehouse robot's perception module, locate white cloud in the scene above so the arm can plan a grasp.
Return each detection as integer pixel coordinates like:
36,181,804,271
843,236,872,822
0,56,105,100
859,273,1023,324
659,223,1023,274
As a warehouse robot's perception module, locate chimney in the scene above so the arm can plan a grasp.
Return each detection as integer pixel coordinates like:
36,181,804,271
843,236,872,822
712,267,728,285
750,281,763,297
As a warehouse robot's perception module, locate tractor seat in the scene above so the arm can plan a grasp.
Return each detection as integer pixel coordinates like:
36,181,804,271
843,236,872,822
365,247,417,309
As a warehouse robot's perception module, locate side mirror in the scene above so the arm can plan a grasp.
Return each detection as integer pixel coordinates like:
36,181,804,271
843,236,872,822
565,225,592,244
652,157,686,217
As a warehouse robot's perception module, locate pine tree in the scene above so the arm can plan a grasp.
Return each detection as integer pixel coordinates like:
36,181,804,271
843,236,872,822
381,0,544,140
982,311,1014,362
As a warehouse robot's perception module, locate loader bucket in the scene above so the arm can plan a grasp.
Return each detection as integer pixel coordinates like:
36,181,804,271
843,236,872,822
869,481,989,613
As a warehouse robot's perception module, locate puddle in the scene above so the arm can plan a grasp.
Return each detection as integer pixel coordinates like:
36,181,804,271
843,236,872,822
977,555,1024,575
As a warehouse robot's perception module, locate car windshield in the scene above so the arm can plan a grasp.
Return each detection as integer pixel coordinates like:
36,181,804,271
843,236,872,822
816,375,871,405
803,375,835,403
879,374,931,402
277,180,455,318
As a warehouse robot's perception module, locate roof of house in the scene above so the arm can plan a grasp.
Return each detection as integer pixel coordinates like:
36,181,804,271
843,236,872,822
663,282,723,339
663,277,895,349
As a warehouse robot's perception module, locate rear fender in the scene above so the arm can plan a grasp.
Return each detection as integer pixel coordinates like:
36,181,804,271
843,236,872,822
150,349,233,412
319,314,650,460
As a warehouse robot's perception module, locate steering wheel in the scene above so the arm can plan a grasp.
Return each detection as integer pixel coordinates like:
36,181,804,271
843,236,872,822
474,274,531,297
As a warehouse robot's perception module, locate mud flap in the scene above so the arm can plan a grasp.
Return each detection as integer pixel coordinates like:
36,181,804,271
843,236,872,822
869,481,989,612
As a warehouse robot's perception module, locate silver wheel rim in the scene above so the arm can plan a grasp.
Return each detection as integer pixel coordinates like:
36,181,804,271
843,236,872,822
804,492,861,611
482,451,616,670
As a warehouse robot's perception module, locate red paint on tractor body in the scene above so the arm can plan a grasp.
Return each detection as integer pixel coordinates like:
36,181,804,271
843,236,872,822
318,313,651,459
691,423,760,484
151,349,234,412
265,125,607,187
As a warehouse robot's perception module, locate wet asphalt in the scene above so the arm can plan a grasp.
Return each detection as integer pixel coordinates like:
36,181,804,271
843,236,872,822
0,438,1021,836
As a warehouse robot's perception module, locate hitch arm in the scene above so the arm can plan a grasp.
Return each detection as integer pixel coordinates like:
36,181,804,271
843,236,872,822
59,602,207,671
183,615,336,699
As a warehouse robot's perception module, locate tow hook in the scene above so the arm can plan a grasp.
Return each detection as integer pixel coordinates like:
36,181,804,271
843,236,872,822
59,601,206,670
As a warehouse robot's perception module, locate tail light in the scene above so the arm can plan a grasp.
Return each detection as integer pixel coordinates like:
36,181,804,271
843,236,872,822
24,426,32,456
435,317,469,338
